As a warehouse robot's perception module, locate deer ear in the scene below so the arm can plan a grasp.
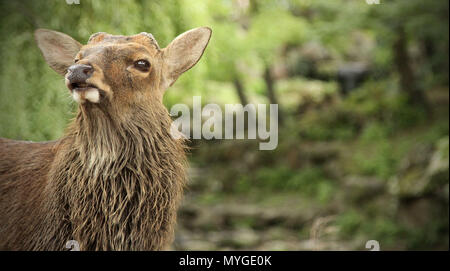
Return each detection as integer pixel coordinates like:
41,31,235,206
161,27,212,89
34,29,82,76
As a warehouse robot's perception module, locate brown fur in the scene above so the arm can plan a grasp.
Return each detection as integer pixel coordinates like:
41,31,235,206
0,27,211,250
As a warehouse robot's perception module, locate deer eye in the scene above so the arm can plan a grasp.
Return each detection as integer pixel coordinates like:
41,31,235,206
134,59,150,72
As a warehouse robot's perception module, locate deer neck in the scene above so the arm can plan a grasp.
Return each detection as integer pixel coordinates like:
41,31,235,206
48,103,187,250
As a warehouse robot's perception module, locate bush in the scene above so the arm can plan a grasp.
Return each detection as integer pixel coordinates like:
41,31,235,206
232,164,336,204
298,109,359,141
297,80,427,142
343,81,427,129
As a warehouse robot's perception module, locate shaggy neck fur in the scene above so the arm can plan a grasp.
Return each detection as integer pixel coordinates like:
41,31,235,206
39,102,186,251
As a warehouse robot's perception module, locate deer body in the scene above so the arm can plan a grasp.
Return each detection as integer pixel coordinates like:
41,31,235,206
0,27,211,250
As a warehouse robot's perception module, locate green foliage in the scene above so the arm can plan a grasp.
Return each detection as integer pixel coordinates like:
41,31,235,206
247,7,308,65
234,165,335,204
344,81,427,128
359,122,391,142
406,219,450,250
423,121,450,144
336,210,365,237
365,0,449,86
298,109,358,141
297,80,428,142
337,210,404,247
354,141,398,179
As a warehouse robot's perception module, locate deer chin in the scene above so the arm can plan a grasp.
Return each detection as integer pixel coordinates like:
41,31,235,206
65,78,105,104
72,87,101,104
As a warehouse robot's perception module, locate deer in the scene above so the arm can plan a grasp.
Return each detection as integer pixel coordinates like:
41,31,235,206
0,27,211,250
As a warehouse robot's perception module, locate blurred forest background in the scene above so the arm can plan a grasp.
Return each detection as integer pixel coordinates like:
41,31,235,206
0,0,448,250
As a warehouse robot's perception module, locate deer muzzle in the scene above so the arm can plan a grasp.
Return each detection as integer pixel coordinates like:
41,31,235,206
66,64,101,103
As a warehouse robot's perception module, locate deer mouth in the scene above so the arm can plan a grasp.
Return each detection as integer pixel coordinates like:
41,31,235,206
69,82,103,104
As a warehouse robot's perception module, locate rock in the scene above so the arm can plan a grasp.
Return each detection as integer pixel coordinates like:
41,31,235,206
227,228,260,248
425,137,449,191
179,201,312,232
397,196,445,229
389,137,449,229
297,142,340,168
344,175,385,200
389,138,449,197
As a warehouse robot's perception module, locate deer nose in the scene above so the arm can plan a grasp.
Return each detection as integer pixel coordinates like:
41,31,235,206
67,64,93,84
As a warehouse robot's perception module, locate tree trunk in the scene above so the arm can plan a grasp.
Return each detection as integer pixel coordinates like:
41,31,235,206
233,77,248,105
393,26,429,112
263,66,278,105
263,65,283,124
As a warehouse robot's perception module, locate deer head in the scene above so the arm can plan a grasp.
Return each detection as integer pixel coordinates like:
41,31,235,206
34,28,211,117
